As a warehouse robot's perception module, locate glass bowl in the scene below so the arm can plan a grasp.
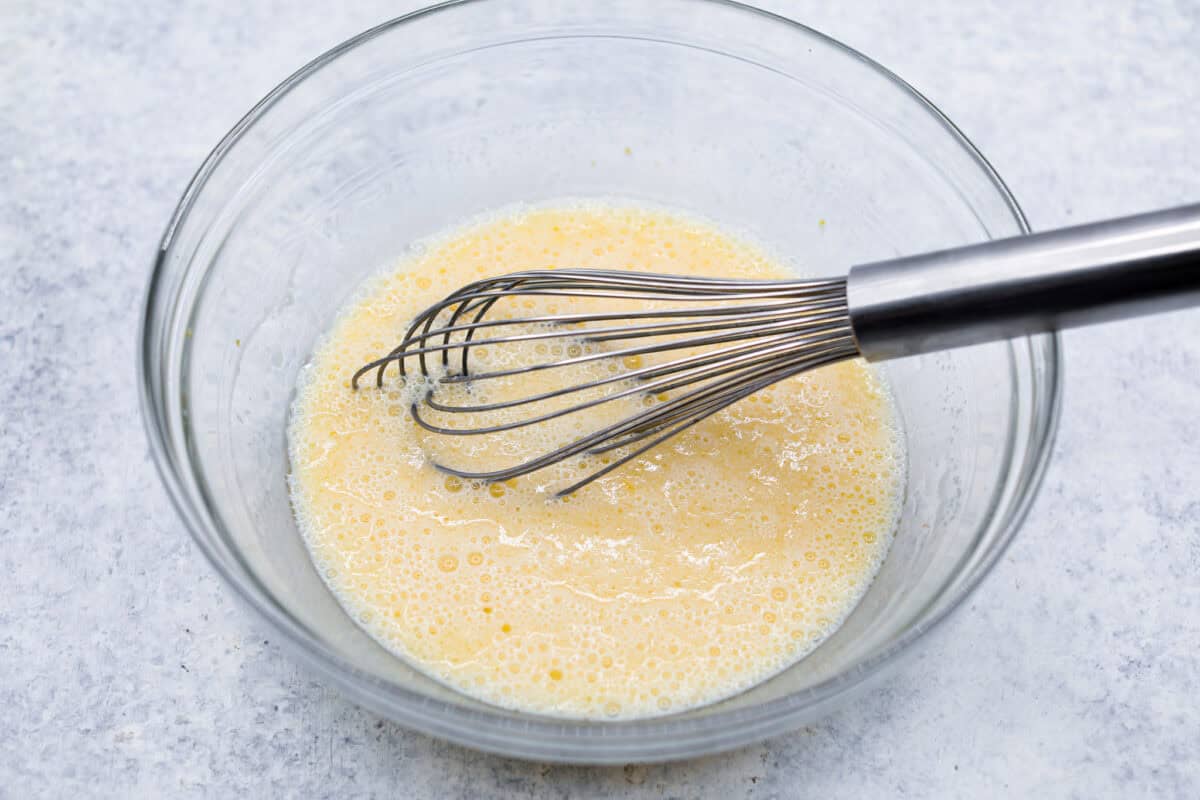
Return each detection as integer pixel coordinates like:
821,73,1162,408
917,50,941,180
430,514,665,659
139,0,1060,763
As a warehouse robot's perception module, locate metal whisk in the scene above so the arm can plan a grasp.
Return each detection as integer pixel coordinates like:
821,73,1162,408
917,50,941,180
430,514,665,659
353,204,1200,495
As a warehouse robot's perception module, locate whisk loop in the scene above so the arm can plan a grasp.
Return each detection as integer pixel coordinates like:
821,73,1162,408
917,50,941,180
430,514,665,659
351,269,857,495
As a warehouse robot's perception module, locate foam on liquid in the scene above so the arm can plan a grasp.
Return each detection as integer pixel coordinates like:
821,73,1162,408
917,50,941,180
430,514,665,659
288,203,904,719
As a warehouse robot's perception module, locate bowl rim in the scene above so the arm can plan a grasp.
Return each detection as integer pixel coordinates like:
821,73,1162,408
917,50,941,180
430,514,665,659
139,0,1062,763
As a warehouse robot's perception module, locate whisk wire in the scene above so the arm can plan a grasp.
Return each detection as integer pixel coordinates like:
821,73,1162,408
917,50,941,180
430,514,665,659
351,291,846,390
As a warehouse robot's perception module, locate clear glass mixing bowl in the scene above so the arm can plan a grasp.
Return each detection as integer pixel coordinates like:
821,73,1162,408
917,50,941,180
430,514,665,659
140,0,1061,763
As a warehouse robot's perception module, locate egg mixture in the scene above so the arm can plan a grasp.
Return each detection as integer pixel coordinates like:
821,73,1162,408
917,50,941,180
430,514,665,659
287,203,904,718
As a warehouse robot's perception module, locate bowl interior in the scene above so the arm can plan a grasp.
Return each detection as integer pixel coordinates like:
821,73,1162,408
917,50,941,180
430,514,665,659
147,0,1056,760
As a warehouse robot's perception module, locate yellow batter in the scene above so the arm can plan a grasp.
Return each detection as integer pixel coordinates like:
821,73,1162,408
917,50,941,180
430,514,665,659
288,203,903,719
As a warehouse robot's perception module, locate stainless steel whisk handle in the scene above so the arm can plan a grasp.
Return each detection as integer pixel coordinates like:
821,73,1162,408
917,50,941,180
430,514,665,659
847,203,1200,360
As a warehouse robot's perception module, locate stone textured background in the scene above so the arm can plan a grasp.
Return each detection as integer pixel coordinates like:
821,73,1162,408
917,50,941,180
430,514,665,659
3,1,1199,796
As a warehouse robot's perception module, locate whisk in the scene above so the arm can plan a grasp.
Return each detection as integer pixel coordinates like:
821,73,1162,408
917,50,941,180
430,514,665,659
353,204,1200,495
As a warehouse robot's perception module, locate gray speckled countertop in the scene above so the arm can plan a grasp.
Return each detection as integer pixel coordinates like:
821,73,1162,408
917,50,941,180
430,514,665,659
4,1,1200,796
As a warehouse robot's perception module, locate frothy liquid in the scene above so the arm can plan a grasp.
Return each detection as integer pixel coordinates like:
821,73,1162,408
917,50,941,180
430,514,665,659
288,203,904,719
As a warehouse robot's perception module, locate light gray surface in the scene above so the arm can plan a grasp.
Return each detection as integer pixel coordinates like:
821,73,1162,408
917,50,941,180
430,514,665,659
3,0,1199,796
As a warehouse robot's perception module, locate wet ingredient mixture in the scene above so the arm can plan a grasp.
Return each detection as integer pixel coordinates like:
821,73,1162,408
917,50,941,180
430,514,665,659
288,203,904,718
